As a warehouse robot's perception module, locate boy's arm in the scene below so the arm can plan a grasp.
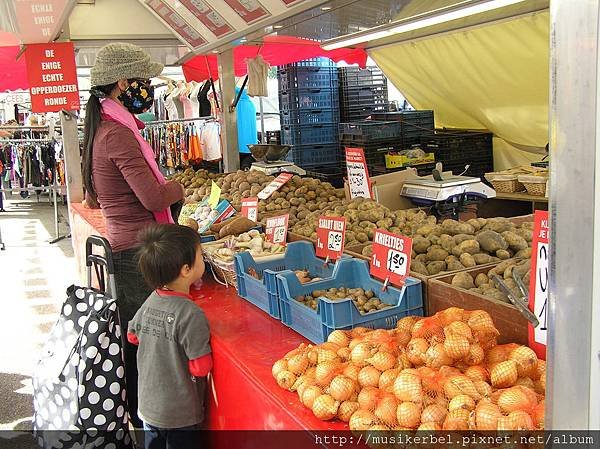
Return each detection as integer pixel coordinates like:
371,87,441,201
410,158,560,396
127,313,140,345
179,307,212,377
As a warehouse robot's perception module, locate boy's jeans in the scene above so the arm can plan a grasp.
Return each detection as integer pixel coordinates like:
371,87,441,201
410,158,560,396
143,422,200,449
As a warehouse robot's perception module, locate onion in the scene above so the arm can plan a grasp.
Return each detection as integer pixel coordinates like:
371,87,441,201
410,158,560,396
397,316,420,334
532,400,545,429
534,359,546,381
327,330,351,347
417,422,441,431
393,372,423,403
534,375,546,395
464,343,485,366
304,366,316,380
367,351,397,372
475,401,502,430
351,342,376,367
425,344,453,369
407,338,429,366
276,370,297,390
290,374,308,393
272,359,288,378
374,394,399,427
464,365,489,382
351,327,371,338
302,385,322,409
509,345,538,378
379,368,400,391
397,349,412,370
394,329,413,348
338,400,360,422
296,378,313,399
315,361,341,386
490,360,519,388
349,409,379,431
287,353,309,375
448,394,476,412
497,411,534,430
420,404,447,425
443,408,470,430
444,321,473,340
317,349,339,364
485,343,520,367
474,380,493,397
443,375,481,400
330,375,357,402
515,377,535,389
343,364,361,382
312,394,340,421
307,348,318,365
358,386,380,411
337,347,351,362
397,401,422,429
368,424,390,432
444,334,471,360
412,317,444,344
437,307,465,326
348,337,363,351
466,310,498,334
497,387,537,414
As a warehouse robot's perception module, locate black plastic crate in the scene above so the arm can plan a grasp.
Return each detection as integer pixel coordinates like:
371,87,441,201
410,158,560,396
339,121,401,142
339,67,387,88
281,123,339,145
285,143,341,166
340,89,387,107
280,108,340,126
340,104,390,122
371,110,434,149
280,87,340,111
257,130,281,145
278,66,338,91
305,164,345,188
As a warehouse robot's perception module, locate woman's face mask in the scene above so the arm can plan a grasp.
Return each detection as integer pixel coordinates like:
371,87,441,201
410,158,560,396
118,79,154,114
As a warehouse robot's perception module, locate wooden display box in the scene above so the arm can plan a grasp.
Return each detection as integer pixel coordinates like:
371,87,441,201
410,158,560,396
427,265,528,345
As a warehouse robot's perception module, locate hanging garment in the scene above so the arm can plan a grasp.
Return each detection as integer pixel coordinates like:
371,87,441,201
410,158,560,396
190,82,201,118
201,122,222,161
235,86,257,154
180,87,195,119
164,91,179,120
198,81,212,117
188,124,203,162
247,55,270,97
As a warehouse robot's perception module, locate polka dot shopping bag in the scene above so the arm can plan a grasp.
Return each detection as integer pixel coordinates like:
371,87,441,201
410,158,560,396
33,237,133,449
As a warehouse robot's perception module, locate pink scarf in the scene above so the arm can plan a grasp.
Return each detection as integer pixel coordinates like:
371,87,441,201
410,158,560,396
101,98,173,224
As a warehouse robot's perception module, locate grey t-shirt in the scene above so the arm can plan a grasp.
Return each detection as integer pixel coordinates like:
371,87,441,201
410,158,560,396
128,290,211,429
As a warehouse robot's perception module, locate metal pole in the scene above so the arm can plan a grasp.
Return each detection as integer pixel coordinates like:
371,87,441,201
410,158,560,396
548,0,600,429
217,49,240,172
259,98,266,144
60,110,84,203
52,183,59,241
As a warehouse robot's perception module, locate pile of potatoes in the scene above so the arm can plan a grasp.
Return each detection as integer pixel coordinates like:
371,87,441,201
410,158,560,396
294,287,391,314
291,197,434,247
451,258,531,303
171,168,222,202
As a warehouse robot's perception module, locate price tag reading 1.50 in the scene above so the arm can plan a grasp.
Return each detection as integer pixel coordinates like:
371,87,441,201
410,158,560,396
386,248,408,276
370,229,413,287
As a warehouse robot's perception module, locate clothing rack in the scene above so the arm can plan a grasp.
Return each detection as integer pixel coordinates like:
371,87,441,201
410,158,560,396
144,116,216,126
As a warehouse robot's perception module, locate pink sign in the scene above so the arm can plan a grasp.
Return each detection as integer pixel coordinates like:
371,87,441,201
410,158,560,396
146,0,206,48
15,0,70,44
178,0,234,37
224,0,270,24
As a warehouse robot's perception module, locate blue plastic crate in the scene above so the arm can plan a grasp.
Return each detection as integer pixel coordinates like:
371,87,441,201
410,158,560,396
290,58,336,68
277,258,423,343
278,66,338,91
280,108,340,126
285,143,341,166
234,241,345,319
280,88,339,111
281,123,338,145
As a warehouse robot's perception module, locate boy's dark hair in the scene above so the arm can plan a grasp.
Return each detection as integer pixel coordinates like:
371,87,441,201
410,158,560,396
137,224,202,289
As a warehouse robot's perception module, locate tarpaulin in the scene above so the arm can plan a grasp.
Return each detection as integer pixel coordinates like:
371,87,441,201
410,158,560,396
0,44,29,91
369,11,549,170
183,35,368,81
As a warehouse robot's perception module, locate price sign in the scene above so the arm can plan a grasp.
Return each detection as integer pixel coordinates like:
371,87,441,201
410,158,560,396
316,217,347,260
207,181,221,208
241,197,259,222
529,210,549,360
370,229,413,286
265,214,289,245
257,172,293,200
345,147,373,199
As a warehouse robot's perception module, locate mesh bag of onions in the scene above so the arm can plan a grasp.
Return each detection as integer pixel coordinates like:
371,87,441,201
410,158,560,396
271,307,546,431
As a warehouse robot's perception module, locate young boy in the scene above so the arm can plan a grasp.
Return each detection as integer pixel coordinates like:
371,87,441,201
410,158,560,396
127,224,212,449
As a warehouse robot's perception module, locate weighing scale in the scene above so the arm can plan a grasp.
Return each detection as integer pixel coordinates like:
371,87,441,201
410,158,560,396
248,144,306,176
401,171,496,219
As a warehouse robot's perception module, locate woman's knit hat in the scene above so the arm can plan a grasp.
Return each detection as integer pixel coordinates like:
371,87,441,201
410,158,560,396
90,43,163,87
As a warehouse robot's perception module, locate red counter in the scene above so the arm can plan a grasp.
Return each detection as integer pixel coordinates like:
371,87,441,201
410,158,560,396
69,203,347,433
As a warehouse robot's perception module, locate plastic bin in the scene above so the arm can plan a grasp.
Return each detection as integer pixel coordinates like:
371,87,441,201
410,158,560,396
339,121,401,142
278,66,338,91
280,108,339,126
234,241,343,319
281,123,338,145
285,143,341,166
277,258,423,343
339,66,387,87
280,88,340,111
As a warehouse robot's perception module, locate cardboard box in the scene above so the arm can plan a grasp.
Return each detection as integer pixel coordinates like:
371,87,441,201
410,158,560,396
344,168,419,210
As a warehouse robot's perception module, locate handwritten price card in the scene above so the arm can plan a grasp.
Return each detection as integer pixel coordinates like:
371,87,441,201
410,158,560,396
265,214,289,245
345,147,373,199
257,172,293,200
529,210,549,359
370,229,413,286
316,216,346,260
241,197,258,222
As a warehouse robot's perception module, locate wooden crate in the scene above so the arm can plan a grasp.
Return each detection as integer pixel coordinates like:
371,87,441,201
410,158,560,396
427,265,528,345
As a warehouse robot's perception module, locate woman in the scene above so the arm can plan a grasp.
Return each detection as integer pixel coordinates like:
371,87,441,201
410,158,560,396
82,43,184,428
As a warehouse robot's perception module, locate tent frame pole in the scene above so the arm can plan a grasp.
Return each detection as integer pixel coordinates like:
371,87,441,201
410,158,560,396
217,49,240,172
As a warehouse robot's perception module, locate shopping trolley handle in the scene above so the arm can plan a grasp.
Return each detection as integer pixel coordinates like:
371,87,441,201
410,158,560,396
86,235,114,275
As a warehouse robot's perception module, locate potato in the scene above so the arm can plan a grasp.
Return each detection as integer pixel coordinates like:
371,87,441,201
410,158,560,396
475,273,489,287
476,231,509,253
501,231,529,252
457,239,481,255
441,219,476,236
447,259,466,272
427,248,450,262
413,236,431,254
452,272,475,290
411,260,429,276
416,224,437,236
466,218,484,231
428,235,441,245
489,259,516,276
515,227,534,242
439,234,455,252
487,289,510,303
496,249,511,260
460,253,477,268
414,254,428,264
473,253,495,265
362,245,373,258
453,234,476,245
482,217,514,234
427,261,447,275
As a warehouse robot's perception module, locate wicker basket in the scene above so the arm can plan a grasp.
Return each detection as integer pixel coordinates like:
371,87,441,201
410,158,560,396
485,173,525,193
518,175,548,197
206,254,238,289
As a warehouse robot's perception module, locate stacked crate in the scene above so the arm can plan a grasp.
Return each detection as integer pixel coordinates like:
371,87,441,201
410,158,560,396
339,66,389,122
278,59,341,173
